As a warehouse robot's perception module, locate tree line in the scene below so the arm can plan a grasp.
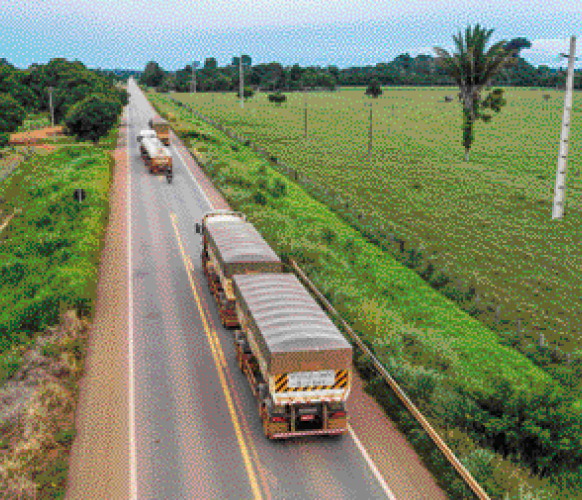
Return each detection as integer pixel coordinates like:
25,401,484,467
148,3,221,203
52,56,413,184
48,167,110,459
136,38,581,94
0,58,129,146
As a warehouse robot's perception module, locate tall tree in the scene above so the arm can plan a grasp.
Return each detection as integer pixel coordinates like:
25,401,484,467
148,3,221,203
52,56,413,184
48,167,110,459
158,72,177,92
140,61,165,88
0,93,26,133
64,93,120,144
433,25,512,162
365,78,383,98
499,37,532,84
204,57,218,69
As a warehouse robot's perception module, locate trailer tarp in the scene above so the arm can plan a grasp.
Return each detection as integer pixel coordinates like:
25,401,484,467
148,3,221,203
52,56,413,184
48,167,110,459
233,273,352,373
205,219,282,278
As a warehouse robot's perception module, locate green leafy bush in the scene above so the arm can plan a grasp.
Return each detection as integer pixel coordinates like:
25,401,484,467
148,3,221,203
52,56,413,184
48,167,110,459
252,190,268,206
270,178,287,198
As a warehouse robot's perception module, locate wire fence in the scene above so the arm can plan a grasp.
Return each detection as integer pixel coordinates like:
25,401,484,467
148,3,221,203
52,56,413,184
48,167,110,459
168,95,579,366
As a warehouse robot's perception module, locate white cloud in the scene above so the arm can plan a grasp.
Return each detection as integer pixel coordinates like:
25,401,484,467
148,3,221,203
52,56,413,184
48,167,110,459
6,0,581,31
520,38,579,66
523,38,576,55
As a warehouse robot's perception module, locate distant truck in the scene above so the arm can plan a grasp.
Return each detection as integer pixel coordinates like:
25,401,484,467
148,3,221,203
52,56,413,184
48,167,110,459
195,210,353,439
195,210,283,328
233,273,353,439
137,129,173,183
148,115,170,146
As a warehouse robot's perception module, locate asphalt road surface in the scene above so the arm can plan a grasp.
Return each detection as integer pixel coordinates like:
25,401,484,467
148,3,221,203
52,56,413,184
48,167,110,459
67,79,448,500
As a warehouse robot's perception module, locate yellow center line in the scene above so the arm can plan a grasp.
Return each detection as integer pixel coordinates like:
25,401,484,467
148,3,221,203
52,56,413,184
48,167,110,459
169,213,263,500
185,254,273,500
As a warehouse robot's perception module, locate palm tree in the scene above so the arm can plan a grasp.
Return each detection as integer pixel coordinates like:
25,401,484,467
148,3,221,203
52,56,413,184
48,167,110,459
433,25,514,161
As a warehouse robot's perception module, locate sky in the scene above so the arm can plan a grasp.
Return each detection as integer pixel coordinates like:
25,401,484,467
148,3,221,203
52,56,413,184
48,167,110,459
2,0,581,72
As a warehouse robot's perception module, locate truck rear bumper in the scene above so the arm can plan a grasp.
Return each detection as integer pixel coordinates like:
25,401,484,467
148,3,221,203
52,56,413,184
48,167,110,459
272,428,347,439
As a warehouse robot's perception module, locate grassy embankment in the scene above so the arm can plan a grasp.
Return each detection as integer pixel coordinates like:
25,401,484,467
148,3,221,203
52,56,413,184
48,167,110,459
0,117,119,498
148,89,582,500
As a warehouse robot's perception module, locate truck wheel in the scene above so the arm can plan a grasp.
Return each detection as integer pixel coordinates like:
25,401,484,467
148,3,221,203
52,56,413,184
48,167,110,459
263,419,272,439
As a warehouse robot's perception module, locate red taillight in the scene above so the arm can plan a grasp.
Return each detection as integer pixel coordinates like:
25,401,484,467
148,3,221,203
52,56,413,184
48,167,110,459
300,415,315,421
330,411,346,418
272,416,286,423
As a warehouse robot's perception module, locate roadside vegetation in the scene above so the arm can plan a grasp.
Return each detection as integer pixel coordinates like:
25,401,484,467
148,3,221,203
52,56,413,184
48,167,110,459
148,83,582,499
0,56,126,498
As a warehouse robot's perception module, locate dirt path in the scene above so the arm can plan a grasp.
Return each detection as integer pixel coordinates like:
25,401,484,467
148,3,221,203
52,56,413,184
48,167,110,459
65,111,131,500
9,126,65,145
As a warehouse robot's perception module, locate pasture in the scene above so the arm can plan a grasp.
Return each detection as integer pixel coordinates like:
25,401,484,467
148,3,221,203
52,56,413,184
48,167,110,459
172,87,582,355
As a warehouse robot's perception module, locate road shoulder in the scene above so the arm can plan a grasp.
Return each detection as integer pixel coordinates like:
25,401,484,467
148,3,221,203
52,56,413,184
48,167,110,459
65,109,131,500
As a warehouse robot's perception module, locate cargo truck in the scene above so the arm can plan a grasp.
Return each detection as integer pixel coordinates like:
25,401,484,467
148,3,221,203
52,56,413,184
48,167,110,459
148,115,170,146
232,273,353,439
137,129,173,183
195,210,283,328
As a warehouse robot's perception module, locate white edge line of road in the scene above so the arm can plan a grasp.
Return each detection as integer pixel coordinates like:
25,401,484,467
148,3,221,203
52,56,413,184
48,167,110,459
128,94,137,500
152,89,395,500
172,139,215,211
348,424,398,500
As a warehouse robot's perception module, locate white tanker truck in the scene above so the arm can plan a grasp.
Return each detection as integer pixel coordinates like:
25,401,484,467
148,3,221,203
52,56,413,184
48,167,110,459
137,129,173,183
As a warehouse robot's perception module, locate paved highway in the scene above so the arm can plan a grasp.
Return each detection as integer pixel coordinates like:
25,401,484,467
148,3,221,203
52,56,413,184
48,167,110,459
110,79,447,499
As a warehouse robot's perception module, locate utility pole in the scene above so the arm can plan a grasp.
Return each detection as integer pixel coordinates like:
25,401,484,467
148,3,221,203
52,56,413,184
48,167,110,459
552,36,577,220
47,87,54,127
368,101,373,157
304,92,308,138
191,61,200,93
240,55,244,109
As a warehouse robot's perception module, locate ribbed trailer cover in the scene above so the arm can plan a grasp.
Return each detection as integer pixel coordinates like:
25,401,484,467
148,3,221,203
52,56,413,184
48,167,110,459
205,220,283,278
232,274,352,374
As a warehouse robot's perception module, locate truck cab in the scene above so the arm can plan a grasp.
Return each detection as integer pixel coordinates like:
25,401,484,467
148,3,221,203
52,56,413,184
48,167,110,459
195,210,247,234
137,129,157,143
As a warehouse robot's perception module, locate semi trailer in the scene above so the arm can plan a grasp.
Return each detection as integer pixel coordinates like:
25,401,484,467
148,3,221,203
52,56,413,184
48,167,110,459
233,273,353,439
137,129,173,183
148,115,170,146
195,210,283,328
195,210,353,439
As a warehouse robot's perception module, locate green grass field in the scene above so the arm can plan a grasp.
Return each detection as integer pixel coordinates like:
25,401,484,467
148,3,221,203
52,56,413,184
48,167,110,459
171,87,582,356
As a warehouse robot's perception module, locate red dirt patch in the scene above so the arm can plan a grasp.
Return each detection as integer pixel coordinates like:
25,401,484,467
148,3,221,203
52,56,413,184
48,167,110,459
10,126,65,145
32,144,58,153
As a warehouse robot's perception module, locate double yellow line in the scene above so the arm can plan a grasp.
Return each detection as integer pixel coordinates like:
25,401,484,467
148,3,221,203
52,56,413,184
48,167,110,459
169,213,264,500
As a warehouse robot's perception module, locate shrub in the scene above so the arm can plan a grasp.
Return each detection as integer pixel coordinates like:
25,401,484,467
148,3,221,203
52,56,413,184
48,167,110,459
236,86,254,99
270,178,287,198
252,190,268,206
268,92,287,106
461,449,497,484
322,227,337,245
429,271,451,290
0,349,23,385
365,79,383,98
